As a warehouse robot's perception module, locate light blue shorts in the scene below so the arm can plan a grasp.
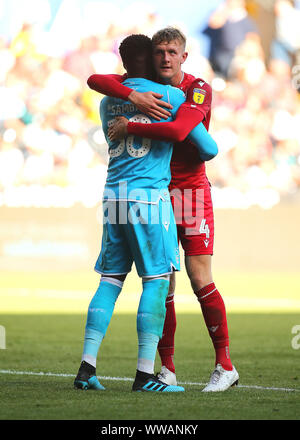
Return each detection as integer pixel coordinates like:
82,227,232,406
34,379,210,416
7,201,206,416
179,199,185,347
94,199,180,278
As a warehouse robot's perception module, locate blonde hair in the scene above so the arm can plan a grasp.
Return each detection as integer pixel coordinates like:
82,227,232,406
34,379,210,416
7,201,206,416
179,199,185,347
152,27,186,50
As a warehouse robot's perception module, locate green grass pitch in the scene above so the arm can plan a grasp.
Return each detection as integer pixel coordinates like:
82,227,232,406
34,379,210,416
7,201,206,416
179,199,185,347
0,312,300,421
1,269,300,421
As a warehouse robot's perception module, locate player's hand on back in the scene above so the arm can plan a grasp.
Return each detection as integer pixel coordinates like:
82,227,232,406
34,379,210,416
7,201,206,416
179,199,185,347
108,116,129,141
128,90,172,121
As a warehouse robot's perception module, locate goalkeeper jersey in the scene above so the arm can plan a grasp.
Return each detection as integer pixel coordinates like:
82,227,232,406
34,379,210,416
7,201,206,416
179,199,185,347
100,77,185,203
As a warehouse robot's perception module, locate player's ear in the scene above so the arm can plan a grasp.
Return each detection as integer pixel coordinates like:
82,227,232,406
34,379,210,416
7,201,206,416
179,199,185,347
181,51,188,65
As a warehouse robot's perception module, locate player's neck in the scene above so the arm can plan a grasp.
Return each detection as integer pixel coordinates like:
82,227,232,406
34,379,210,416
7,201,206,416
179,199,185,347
127,70,151,80
159,71,184,87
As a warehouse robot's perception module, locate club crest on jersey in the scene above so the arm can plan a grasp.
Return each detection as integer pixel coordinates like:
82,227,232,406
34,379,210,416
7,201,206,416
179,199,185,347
192,88,206,104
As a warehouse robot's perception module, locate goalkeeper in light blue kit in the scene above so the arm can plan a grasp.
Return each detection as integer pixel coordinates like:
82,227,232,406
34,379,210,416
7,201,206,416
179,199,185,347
74,34,218,392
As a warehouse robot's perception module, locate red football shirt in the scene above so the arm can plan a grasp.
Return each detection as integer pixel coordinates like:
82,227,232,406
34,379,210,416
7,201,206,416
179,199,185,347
169,72,212,190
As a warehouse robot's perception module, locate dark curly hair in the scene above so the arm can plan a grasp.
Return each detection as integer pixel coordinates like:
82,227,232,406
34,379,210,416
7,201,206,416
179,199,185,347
119,34,155,79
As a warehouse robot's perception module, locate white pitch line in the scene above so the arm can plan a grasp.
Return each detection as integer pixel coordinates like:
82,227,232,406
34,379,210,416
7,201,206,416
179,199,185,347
0,369,299,393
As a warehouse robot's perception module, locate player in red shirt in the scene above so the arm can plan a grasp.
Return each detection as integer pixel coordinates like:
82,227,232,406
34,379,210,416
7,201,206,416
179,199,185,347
88,28,239,392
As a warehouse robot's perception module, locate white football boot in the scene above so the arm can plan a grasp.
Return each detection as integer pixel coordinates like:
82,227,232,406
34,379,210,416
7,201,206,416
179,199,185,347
157,366,177,386
202,364,239,392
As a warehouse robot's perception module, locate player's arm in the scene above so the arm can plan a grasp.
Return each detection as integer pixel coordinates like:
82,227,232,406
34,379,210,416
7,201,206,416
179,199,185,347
188,121,218,161
184,81,217,160
108,83,218,161
109,108,217,161
87,73,172,120
108,80,213,142
109,105,201,142
88,74,130,100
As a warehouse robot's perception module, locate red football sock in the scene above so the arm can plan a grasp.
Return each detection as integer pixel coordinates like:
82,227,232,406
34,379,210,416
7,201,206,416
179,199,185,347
195,283,233,371
158,293,176,373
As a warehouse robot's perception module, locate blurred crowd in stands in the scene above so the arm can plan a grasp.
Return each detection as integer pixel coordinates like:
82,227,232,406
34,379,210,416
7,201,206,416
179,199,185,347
0,0,300,209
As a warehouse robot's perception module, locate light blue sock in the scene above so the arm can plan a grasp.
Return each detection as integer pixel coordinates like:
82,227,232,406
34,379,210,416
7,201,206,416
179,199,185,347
136,278,169,374
82,277,123,367
137,332,160,374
